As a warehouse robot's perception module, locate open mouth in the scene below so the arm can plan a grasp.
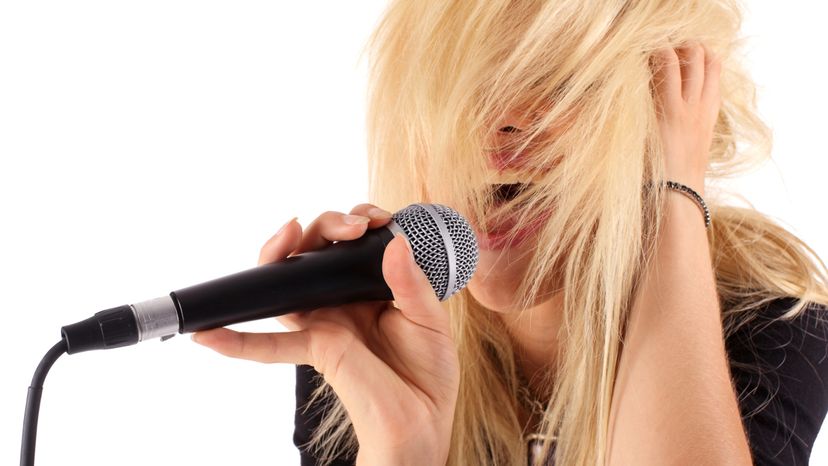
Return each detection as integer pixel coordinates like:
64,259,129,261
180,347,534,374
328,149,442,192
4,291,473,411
476,182,553,249
479,182,532,233
490,182,530,205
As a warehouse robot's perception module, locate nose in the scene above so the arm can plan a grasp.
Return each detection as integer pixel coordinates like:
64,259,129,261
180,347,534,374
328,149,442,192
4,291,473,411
488,111,534,172
487,105,573,175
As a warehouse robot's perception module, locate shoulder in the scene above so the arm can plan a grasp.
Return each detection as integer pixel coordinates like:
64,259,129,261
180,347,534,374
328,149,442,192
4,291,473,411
725,297,828,465
726,297,828,379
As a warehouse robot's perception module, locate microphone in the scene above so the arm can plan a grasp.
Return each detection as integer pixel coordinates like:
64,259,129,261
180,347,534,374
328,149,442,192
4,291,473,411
59,203,479,354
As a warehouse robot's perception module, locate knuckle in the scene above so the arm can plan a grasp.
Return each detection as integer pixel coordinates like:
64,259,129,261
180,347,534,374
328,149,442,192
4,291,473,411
234,333,248,358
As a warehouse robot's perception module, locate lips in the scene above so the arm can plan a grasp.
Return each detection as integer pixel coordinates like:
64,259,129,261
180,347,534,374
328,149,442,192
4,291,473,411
488,149,561,176
475,206,552,250
491,151,531,171
472,182,553,249
484,183,529,230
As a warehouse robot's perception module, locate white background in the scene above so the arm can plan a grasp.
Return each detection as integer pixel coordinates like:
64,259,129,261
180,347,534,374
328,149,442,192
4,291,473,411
1,2,825,465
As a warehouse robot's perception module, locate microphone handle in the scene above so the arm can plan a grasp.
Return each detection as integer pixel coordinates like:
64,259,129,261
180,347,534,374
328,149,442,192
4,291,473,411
173,225,396,333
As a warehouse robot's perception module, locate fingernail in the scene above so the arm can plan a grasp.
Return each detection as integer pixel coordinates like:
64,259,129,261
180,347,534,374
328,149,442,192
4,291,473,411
368,207,392,219
343,214,370,225
275,217,298,237
191,333,201,344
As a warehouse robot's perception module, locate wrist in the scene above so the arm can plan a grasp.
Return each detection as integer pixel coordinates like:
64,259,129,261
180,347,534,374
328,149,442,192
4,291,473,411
354,428,450,466
661,194,711,241
662,180,709,229
352,406,454,466
356,448,448,466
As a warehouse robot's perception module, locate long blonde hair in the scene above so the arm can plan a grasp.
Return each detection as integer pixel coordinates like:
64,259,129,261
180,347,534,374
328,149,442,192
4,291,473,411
301,1,828,464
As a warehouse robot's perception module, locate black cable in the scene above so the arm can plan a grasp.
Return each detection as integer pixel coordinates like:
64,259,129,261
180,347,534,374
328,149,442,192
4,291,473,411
21,340,67,466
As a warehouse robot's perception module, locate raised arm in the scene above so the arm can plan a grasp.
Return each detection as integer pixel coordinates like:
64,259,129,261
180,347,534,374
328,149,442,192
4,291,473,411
607,42,753,465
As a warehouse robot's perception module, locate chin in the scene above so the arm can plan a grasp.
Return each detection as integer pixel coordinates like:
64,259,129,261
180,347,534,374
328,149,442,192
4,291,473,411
468,280,518,313
467,239,564,313
466,246,532,313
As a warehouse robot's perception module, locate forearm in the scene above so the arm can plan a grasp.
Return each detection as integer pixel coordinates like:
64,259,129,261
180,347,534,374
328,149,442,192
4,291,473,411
607,196,752,465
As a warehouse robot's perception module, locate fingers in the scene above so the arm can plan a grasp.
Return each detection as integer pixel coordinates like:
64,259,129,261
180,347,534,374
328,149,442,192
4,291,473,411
191,324,386,385
257,204,393,330
651,42,721,114
295,204,393,254
676,42,705,104
651,47,679,105
701,44,723,118
192,327,311,365
382,233,450,338
349,203,394,221
258,204,392,265
651,48,680,121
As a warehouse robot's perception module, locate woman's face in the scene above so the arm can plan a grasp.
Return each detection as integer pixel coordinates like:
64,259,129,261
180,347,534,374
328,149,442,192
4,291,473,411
467,106,572,313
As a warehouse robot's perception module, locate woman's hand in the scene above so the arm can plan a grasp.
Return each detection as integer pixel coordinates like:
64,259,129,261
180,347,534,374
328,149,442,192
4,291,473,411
191,204,459,466
650,41,722,196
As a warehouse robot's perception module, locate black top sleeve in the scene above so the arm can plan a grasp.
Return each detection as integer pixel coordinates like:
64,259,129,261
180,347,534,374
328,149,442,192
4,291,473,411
293,298,828,465
726,298,828,465
293,364,356,466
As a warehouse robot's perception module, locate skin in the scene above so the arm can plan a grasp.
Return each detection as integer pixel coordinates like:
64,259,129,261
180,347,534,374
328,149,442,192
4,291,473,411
192,41,752,464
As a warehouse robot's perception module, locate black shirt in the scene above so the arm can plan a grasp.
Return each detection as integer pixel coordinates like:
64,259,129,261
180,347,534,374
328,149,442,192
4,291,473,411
293,298,828,465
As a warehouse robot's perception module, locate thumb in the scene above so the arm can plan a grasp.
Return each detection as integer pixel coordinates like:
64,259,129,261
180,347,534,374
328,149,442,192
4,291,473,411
382,232,450,335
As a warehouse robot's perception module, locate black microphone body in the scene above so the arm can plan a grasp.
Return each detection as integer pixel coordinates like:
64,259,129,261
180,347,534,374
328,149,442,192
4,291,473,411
173,226,394,333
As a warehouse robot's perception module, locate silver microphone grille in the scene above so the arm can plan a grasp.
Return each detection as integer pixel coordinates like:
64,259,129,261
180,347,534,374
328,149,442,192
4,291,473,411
389,203,479,301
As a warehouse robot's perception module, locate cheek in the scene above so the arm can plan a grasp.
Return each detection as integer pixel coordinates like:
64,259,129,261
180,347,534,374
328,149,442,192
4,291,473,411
467,248,532,312
467,278,517,313
467,241,564,313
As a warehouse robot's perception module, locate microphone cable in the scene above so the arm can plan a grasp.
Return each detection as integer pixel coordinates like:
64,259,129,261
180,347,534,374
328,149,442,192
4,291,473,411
20,339,67,466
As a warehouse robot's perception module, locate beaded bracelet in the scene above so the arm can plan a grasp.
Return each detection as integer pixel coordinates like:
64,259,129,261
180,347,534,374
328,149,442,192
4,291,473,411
663,180,711,229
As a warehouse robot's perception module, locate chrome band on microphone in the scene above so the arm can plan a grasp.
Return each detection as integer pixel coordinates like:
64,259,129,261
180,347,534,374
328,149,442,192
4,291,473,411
418,203,456,301
131,295,179,341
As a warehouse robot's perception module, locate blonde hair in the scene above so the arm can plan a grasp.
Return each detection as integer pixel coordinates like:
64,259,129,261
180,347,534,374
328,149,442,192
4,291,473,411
301,1,828,464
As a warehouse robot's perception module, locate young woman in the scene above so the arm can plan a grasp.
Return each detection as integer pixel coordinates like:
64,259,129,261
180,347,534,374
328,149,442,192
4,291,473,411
192,1,828,464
